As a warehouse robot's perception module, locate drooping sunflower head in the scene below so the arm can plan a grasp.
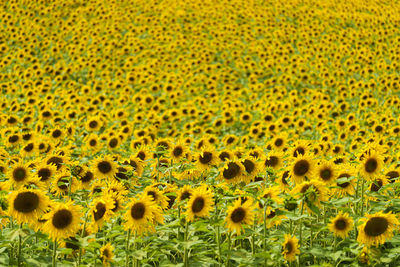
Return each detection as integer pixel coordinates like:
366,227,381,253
89,195,115,232
177,185,193,203
329,212,354,239
357,211,399,247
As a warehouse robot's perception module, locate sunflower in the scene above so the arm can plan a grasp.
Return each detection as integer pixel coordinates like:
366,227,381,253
334,164,356,196
263,207,287,228
194,145,219,172
35,162,57,185
125,156,144,177
89,196,115,233
219,159,245,184
241,156,262,182
177,185,193,203
357,211,399,247
290,154,315,184
329,212,354,239
275,170,292,190
225,198,255,234
359,150,384,180
315,160,337,184
7,162,32,189
92,155,118,180
51,171,79,197
289,140,311,157
369,176,389,194
292,179,328,210
185,186,214,222
143,186,169,210
258,186,283,208
133,145,151,161
264,151,284,170
45,153,69,171
105,180,129,197
100,243,114,266
170,141,188,161
218,150,234,162
8,188,50,224
43,200,82,241
282,234,300,262
123,194,163,235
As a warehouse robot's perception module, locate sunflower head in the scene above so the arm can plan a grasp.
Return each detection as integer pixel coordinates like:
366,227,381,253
185,186,214,222
282,234,300,262
225,198,255,234
329,212,354,239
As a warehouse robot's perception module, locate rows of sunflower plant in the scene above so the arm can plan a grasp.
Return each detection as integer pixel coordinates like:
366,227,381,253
1,0,400,266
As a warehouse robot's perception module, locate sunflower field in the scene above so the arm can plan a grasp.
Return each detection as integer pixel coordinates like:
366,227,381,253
1,0,400,266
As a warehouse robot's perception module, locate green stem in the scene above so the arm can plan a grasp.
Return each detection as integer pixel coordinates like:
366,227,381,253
263,205,267,267
52,239,57,267
251,224,255,256
299,201,304,263
17,224,22,267
226,232,231,267
184,221,189,267
215,203,222,265
360,178,365,216
125,230,131,267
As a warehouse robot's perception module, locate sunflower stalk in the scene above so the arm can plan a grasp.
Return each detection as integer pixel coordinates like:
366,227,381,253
263,205,267,267
17,224,22,267
360,178,365,216
125,230,131,267
184,220,189,267
52,239,57,267
299,200,304,263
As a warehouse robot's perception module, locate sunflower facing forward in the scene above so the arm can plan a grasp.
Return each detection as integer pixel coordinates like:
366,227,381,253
185,186,214,222
43,200,82,241
8,188,50,224
357,211,399,247
329,212,354,239
100,243,114,266
123,194,164,235
225,198,255,234
282,234,300,262
92,155,118,180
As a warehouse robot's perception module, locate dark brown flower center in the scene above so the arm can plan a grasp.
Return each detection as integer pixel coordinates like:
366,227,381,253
93,203,106,221
13,191,39,213
199,152,213,164
191,197,205,213
219,152,230,161
173,147,183,157
131,202,145,219
293,160,309,176
52,209,73,229
13,167,27,181
98,161,112,174
242,159,255,173
231,207,245,223
181,191,191,201
320,168,332,181
285,241,293,253
265,156,278,167
365,158,378,173
364,217,388,237
335,219,347,230
223,162,240,180
293,147,305,157
38,168,51,181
